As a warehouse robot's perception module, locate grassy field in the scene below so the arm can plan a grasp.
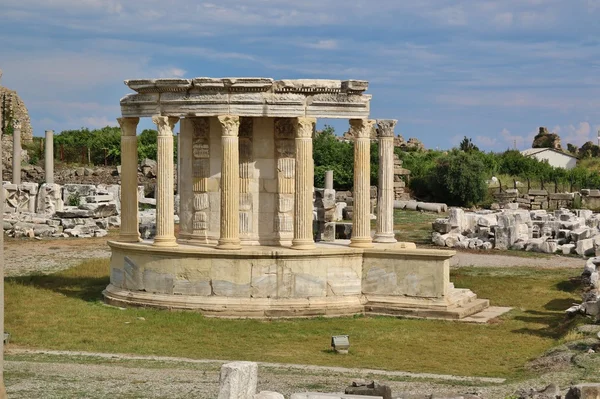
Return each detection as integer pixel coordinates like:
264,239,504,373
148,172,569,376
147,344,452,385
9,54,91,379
393,209,442,244
4,259,584,380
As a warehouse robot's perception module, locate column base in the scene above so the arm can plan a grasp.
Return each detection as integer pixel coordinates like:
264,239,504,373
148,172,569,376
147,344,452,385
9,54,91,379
349,237,374,248
216,238,241,250
118,233,141,243
153,237,178,247
373,233,397,243
291,239,316,250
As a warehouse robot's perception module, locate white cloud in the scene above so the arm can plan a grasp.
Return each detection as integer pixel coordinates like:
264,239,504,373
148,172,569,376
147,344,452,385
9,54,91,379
475,135,498,147
303,40,339,50
492,12,514,27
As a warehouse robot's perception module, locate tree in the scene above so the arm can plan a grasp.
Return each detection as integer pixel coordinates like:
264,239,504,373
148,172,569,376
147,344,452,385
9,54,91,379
459,136,479,152
578,141,600,158
567,143,578,154
313,125,354,189
426,150,488,206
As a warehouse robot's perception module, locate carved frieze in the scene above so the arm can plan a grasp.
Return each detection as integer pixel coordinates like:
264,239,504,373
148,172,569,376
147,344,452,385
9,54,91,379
275,214,293,232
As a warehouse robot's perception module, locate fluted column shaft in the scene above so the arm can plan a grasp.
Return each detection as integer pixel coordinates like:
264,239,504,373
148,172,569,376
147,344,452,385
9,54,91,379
0,98,6,398
118,117,140,242
177,119,193,239
152,115,179,247
44,130,54,184
374,120,397,243
217,115,241,250
292,117,316,250
350,119,375,248
12,120,21,185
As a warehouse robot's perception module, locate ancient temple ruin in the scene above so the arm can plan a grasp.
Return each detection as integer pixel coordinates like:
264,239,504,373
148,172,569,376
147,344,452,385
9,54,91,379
104,77,489,319
0,70,33,142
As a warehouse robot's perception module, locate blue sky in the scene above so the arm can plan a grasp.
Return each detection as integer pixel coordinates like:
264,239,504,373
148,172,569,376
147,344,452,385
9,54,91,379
1,0,599,151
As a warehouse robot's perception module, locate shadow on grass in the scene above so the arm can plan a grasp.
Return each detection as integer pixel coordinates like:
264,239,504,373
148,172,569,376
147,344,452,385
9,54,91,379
8,274,109,302
512,307,579,339
556,277,582,293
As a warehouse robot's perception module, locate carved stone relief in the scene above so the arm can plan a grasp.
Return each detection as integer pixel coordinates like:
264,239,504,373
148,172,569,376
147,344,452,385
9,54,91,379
274,118,295,234
191,117,210,235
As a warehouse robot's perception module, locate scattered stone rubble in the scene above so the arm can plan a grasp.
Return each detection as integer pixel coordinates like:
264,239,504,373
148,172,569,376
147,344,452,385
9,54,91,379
3,182,121,238
217,361,484,399
432,207,600,256
566,257,600,321
1,181,164,239
513,383,600,399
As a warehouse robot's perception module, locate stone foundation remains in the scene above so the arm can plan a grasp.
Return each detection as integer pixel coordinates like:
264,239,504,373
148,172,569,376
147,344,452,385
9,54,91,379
493,188,600,211
432,207,600,257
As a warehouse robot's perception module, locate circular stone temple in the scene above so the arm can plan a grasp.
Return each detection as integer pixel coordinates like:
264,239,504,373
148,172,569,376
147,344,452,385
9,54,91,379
103,77,489,319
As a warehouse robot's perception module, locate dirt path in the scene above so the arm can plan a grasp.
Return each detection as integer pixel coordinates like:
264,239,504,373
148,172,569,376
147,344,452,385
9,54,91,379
2,349,574,399
4,236,111,277
451,251,583,269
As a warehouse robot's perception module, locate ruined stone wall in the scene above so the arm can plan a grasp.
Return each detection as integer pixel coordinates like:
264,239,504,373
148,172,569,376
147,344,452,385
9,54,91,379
492,189,600,211
1,87,33,142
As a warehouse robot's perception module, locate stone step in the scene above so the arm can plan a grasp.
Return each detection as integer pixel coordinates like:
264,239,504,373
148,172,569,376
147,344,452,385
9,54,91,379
364,298,490,321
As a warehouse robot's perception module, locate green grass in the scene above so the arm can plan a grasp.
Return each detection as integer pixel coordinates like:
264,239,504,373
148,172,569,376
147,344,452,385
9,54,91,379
4,260,584,380
393,209,443,244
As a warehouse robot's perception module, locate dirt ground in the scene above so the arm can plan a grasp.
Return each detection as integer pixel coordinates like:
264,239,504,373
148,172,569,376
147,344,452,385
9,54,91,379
3,235,112,277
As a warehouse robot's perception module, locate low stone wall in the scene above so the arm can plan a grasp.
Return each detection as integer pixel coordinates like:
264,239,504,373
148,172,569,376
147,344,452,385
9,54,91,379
492,189,600,211
432,207,600,257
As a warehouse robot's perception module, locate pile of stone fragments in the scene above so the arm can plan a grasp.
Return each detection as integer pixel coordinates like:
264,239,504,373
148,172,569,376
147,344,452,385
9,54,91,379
567,256,600,320
3,183,121,238
432,207,600,256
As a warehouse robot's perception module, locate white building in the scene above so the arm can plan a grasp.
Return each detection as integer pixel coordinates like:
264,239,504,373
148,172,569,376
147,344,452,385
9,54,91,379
521,148,578,170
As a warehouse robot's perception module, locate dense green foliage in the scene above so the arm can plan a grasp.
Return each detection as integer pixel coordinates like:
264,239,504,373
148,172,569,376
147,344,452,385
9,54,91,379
51,126,177,165
428,151,488,206
312,126,378,190
396,146,600,206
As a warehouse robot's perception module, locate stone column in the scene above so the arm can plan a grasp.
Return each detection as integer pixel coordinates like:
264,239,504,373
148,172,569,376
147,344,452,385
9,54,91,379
325,170,334,190
176,132,181,197
177,119,193,239
117,117,140,242
374,120,397,243
349,119,375,248
291,117,316,250
152,115,179,247
44,129,54,184
217,115,241,250
0,94,6,398
12,120,21,185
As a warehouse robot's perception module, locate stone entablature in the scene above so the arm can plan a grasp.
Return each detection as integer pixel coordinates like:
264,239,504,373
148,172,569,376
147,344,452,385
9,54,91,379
120,78,371,119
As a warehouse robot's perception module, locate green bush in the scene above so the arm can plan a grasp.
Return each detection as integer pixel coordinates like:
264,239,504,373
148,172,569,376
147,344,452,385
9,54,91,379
426,150,488,207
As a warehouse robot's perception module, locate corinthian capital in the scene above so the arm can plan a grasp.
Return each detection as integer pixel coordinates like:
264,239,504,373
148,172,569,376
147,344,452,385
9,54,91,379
349,119,375,139
217,115,240,137
376,119,397,138
117,117,139,136
152,115,179,136
294,117,316,139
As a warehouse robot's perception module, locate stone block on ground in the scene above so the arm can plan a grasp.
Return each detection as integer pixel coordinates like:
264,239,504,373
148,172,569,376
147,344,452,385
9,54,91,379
566,383,600,398
218,361,258,399
577,238,596,257
345,380,391,399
